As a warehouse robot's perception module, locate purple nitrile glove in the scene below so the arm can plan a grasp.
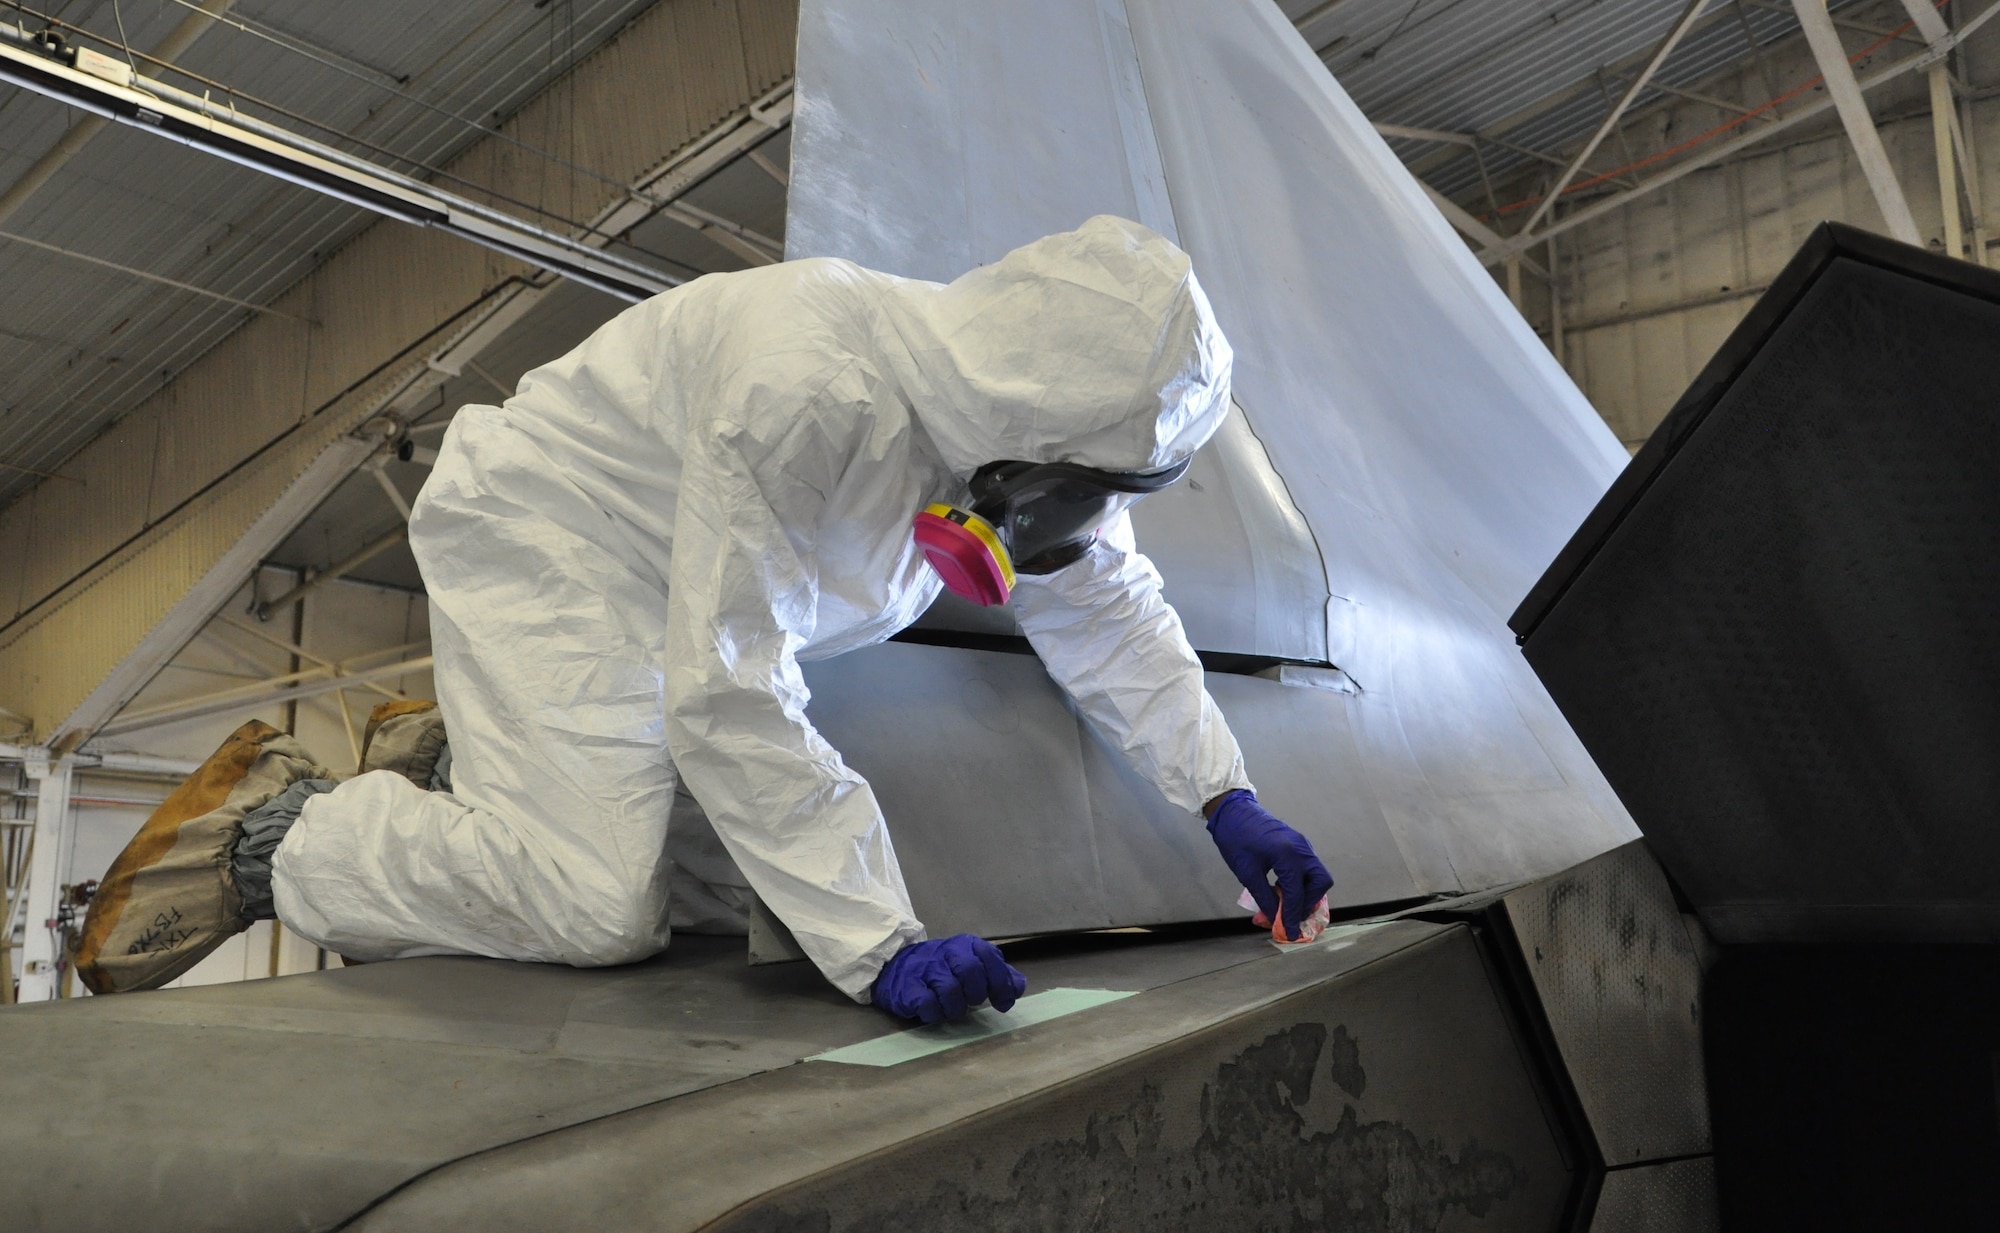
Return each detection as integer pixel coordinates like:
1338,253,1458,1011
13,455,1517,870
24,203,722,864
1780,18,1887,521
1207,789,1335,942
871,933,1027,1024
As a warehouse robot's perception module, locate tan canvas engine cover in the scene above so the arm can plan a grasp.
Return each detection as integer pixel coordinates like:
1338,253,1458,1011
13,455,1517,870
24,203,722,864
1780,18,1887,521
358,700,448,789
77,720,333,994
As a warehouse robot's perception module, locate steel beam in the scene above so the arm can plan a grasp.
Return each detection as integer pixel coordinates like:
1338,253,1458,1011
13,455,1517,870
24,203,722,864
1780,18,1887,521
1733,0,1787,113
0,745,198,776
254,526,409,621
1485,34,1957,262
0,840,23,1004
368,460,413,521
1522,0,1712,237
1422,181,1510,250
1289,0,1351,31
746,148,789,187
1948,0,2000,52
1952,74,1990,265
217,609,403,704
1381,129,1549,276
1896,0,1968,258
1400,0,1745,182
88,752,201,777
1931,67,1964,255
216,613,337,675
1791,0,1922,245
1898,0,1953,43
1648,78,1772,119
0,24,677,302
1376,122,1477,146
1548,236,1566,361
1747,0,1927,44
1414,180,1549,278
1440,0,2000,262
659,202,783,266
95,653,434,739
14,753,71,1001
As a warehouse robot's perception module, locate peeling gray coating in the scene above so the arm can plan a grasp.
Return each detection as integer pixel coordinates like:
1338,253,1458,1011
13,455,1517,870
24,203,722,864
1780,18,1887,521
727,1023,1522,1233
1326,1021,1367,1099
337,925,1558,1231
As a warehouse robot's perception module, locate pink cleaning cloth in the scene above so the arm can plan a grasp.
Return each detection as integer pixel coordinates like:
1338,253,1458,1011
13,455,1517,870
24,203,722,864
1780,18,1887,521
1238,887,1332,945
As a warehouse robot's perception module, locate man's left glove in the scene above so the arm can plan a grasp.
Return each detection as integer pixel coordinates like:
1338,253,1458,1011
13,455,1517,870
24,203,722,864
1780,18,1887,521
872,934,1028,1024
1207,789,1335,943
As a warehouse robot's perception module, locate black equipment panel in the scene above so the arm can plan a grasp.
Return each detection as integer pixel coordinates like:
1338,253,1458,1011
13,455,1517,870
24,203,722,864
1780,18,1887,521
1512,223,2000,943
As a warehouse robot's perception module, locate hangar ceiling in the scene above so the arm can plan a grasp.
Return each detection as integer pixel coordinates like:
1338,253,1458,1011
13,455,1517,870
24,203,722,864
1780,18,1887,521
1293,0,1858,199
0,0,1942,596
0,0,676,510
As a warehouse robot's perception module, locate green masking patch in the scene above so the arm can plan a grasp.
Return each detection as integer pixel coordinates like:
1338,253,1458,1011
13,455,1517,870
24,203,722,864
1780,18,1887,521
807,986,1136,1067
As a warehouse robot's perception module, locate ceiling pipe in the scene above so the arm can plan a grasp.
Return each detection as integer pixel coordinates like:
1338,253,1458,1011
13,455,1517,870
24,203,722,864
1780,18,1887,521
0,0,234,231
0,26,677,301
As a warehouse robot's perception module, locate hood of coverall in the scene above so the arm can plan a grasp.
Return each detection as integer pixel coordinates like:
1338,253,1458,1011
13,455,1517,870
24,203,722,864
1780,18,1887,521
877,215,1234,480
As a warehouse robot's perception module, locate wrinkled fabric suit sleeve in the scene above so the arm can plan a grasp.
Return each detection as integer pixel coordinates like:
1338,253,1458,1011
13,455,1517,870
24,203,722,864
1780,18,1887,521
1012,512,1253,815
661,422,925,1002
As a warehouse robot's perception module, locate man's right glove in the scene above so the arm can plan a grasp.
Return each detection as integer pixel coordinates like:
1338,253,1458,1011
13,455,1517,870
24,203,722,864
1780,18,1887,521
1207,789,1335,943
871,933,1028,1024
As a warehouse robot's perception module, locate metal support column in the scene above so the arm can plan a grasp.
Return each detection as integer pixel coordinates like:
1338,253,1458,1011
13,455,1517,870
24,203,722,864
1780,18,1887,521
1792,0,1924,244
0,767,28,1004
1900,0,1973,259
15,752,73,1001
1548,238,1566,365
1932,69,1964,254
1957,74,1991,264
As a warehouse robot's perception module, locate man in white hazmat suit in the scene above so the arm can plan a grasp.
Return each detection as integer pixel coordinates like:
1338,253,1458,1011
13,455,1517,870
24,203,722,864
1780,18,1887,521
77,216,1335,1021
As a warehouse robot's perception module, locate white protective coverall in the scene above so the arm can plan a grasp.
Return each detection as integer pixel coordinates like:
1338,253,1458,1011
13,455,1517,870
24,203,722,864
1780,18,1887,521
271,215,1254,1001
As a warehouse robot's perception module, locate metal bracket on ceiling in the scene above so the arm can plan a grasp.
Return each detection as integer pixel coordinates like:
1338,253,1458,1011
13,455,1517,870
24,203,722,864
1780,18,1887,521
0,22,679,302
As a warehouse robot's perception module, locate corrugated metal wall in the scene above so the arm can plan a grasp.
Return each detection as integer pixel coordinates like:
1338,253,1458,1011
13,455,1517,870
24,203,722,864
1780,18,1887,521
0,351,414,739
0,0,798,737
1548,21,1999,449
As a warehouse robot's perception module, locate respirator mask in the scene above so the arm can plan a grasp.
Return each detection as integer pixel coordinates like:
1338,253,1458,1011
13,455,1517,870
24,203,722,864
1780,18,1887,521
912,456,1191,606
